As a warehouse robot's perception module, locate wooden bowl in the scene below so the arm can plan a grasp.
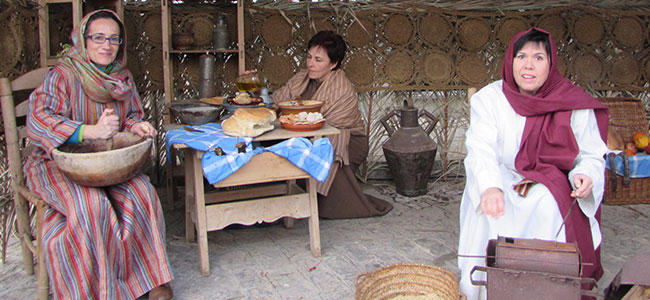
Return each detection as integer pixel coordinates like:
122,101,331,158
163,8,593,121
277,100,323,115
52,132,152,187
170,101,222,125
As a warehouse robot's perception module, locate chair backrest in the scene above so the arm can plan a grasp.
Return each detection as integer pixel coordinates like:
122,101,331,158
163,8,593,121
1,67,51,186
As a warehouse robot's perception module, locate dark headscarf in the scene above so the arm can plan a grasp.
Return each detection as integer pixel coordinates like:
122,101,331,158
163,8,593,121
503,27,608,284
58,9,134,103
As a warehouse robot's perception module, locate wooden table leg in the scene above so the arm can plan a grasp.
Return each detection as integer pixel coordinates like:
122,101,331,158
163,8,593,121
165,148,176,209
283,180,295,229
190,149,210,276
185,149,196,243
307,177,321,257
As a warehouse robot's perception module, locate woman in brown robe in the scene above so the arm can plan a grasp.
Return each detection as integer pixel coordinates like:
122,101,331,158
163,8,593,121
271,31,392,219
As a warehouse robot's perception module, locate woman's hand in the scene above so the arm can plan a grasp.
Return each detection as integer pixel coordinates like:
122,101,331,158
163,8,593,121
84,109,120,140
132,121,156,137
480,187,505,219
570,174,593,198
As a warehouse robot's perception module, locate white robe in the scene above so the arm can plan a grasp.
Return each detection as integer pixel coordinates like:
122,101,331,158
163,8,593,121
458,80,608,300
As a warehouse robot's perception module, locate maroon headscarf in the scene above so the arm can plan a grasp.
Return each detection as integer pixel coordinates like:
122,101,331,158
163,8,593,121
502,28,608,285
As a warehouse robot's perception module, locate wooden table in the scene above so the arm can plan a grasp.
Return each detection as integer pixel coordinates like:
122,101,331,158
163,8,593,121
167,123,339,275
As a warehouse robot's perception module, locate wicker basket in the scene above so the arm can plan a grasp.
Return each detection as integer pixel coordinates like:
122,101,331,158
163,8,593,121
355,263,463,300
599,97,650,205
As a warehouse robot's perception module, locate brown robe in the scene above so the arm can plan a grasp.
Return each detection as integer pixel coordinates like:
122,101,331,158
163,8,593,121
272,69,392,218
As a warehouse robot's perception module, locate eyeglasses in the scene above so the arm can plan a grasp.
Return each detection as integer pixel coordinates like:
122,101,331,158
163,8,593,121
85,34,123,45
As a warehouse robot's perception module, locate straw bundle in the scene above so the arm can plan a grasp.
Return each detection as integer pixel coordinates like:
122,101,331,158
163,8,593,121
354,263,461,300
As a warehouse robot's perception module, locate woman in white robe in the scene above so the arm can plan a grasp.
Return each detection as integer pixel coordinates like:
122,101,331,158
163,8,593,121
458,28,609,300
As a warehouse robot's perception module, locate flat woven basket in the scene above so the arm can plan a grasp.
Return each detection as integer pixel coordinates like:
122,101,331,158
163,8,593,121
599,97,650,205
354,263,463,300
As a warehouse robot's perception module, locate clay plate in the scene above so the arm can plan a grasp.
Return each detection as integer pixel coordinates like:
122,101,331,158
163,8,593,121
281,120,325,132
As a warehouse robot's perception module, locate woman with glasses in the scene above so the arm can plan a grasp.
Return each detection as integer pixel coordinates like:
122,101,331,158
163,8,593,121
24,10,173,300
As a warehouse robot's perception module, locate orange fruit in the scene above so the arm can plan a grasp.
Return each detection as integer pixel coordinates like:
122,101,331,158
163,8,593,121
624,149,636,156
633,132,649,149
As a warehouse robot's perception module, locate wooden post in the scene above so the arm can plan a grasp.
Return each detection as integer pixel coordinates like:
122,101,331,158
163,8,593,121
237,0,245,74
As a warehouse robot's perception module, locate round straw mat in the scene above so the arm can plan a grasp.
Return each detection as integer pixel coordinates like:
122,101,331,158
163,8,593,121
556,53,568,77
49,16,73,55
419,13,451,47
123,12,139,48
20,14,39,56
572,13,604,46
261,53,295,90
0,18,21,74
382,14,414,48
422,50,453,85
384,50,416,85
457,17,491,50
126,50,144,84
497,17,529,47
456,52,488,86
143,13,162,46
569,52,602,84
613,16,644,49
262,14,293,49
608,55,640,85
346,18,376,48
343,51,376,88
186,56,202,88
184,14,214,48
536,14,567,42
354,263,459,300
644,57,650,82
301,17,336,43
146,48,164,87
223,56,239,91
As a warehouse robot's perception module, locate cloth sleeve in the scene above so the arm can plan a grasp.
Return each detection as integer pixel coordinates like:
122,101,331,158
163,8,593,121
464,90,506,210
568,109,608,218
27,69,83,158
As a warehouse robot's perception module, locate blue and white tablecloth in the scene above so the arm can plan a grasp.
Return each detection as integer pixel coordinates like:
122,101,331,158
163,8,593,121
605,150,650,178
166,123,333,185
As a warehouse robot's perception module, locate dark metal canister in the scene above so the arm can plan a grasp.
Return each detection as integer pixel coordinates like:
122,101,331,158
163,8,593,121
381,101,438,197
199,54,216,98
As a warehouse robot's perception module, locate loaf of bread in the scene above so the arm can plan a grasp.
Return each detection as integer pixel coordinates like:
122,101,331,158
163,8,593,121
222,107,277,137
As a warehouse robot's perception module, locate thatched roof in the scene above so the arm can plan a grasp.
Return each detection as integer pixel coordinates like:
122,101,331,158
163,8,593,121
6,0,649,11
251,0,650,12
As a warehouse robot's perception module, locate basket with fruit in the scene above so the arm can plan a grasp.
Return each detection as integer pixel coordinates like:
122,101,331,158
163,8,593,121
600,97,650,205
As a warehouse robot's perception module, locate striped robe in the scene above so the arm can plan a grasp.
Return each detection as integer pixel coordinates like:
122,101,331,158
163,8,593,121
272,69,365,194
24,64,173,300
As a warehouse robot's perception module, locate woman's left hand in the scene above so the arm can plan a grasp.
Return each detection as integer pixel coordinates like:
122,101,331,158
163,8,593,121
132,121,156,137
570,174,593,198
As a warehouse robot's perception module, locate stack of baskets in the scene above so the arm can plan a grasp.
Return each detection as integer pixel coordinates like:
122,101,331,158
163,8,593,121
599,97,650,205
354,263,463,300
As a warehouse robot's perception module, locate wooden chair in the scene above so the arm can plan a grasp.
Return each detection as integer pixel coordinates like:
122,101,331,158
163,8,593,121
1,67,51,300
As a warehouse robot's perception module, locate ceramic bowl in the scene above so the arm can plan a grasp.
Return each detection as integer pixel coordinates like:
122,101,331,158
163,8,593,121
170,101,222,125
52,132,152,187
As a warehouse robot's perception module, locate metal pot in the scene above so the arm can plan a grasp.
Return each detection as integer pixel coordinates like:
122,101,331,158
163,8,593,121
381,100,438,197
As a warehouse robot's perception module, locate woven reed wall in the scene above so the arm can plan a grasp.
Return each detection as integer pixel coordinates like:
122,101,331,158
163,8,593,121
1,0,650,262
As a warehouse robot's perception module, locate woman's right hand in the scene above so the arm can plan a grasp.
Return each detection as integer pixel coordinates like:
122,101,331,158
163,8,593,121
480,187,505,219
84,109,120,140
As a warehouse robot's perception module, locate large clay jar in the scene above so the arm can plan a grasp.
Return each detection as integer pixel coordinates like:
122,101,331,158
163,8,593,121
173,32,194,50
381,100,438,197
